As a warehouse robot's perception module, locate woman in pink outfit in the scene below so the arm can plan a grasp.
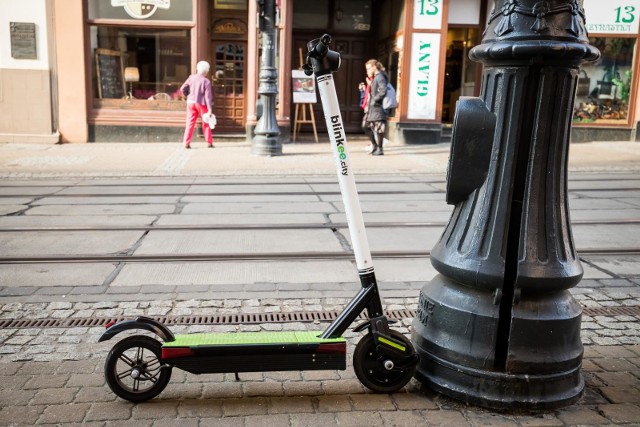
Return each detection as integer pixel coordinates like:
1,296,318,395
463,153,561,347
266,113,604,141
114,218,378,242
180,61,214,148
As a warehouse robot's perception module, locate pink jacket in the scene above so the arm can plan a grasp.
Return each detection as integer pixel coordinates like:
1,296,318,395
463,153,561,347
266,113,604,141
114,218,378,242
181,74,213,111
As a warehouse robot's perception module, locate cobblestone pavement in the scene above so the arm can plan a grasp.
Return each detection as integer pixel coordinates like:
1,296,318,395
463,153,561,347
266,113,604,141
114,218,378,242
1,286,640,426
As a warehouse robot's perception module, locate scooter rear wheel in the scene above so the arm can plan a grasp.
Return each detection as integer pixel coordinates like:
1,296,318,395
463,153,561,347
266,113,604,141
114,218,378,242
353,331,416,393
105,335,171,402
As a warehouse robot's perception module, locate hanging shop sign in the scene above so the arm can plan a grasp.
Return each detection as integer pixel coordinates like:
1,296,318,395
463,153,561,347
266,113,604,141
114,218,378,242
407,32,441,120
88,0,191,21
413,0,443,29
583,0,640,34
111,0,170,19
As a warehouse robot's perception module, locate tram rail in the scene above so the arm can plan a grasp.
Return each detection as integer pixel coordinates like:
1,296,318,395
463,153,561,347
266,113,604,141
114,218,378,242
1,247,639,265
1,218,640,232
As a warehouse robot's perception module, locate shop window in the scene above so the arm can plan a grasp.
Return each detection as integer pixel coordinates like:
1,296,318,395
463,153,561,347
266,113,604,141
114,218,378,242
332,0,372,32
293,0,330,29
574,37,636,124
89,26,191,107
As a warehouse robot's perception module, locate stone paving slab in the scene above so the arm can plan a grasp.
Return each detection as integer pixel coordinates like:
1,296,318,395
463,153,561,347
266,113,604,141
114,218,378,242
622,199,640,208
25,204,176,216
337,200,451,213
0,197,34,205
56,185,192,195
343,226,442,252
309,182,436,193
181,201,338,215
319,192,446,203
329,211,454,224
134,229,346,255
0,230,145,256
572,224,640,249
109,260,358,287
182,194,321,203
0,215,157,228
582,255,640,277
34,196,182,205
155,213,326,226
185,184,314,194
569,208,640,221
569,198,640,210
0,255,622,295
0,205,25,215
572,190,640,200
0,263,116,287
568,177,640,190
0,186,64,196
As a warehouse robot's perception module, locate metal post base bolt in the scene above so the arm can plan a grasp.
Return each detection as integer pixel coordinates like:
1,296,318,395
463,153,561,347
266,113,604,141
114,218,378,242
411,0,600,410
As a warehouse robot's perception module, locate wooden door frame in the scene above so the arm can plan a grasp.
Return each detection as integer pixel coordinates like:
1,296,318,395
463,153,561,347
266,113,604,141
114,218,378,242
210,10,248,133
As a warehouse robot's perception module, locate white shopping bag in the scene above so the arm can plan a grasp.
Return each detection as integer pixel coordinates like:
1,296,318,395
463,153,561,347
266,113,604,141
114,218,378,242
202,112,217,129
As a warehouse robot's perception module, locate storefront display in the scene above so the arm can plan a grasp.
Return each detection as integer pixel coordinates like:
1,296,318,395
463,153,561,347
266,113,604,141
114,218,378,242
86,0,197,124
573,0,639,132
573,37,636,124
89,26,191,108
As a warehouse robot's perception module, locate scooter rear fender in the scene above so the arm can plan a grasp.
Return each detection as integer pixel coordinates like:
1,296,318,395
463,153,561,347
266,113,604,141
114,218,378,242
98,316,175,343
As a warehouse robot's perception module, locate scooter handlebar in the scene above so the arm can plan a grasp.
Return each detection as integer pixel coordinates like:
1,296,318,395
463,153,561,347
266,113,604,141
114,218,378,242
303,34,340,77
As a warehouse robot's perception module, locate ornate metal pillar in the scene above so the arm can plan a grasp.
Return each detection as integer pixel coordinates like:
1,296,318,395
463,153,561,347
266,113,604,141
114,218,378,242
412,0,599,409
251,0,282,156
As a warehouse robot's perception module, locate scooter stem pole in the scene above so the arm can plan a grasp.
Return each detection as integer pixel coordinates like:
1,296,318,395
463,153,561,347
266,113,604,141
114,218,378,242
303,35,384,339
316,74,374,274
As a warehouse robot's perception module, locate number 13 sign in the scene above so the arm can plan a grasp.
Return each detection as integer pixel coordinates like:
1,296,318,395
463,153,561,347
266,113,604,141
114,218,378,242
584,0,640,34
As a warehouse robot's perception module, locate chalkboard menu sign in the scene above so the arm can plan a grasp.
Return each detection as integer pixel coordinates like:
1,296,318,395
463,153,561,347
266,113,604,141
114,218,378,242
95,48,125,99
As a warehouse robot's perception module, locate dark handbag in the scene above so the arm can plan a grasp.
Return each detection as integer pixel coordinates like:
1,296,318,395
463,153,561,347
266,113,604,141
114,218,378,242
597,72,613,96
182,85,190,96
576,70,590,97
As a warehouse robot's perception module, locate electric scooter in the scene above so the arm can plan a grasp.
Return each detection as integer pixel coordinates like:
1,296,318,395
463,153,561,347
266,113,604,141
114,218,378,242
99,34,419,403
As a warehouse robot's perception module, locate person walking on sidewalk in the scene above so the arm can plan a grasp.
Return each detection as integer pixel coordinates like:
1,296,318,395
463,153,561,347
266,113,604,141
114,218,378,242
181,60,214,149
359,76,375,154
363,59,388,156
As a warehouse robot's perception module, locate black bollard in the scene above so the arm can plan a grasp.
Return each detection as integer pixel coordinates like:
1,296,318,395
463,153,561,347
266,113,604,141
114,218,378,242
412,0,599,409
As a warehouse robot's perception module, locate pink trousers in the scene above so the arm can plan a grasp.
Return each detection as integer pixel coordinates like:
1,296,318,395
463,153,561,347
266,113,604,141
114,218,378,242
183,103,213,145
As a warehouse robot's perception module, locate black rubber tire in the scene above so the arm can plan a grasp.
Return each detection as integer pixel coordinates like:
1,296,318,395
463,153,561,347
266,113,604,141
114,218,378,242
105,335,171,402
353,330,416,393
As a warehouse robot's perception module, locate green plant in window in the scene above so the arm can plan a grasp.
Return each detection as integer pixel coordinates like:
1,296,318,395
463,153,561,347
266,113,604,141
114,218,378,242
612,69,632,104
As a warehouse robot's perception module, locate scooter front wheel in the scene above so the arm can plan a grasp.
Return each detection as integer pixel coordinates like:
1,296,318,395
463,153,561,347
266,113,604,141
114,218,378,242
105,335,172,402
353,331,416,393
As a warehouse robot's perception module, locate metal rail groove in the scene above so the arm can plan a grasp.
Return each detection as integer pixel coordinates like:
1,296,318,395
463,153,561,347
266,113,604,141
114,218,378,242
0,248,639,264
1,187,639,199
0,306,637,330
1,218,639,233
0,174,637,188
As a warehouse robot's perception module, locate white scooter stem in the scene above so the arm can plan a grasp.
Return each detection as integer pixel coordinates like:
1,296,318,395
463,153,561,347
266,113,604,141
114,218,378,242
316,74,374,275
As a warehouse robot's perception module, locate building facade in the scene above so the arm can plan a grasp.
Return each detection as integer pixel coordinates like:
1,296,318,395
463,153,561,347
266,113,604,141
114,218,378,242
1,0,639,144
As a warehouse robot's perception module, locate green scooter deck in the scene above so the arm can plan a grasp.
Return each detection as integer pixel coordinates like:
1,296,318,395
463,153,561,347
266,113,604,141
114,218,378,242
161,331,347,374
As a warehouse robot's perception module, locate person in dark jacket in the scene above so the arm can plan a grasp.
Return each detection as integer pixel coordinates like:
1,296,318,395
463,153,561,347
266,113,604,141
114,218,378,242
363,59,388,156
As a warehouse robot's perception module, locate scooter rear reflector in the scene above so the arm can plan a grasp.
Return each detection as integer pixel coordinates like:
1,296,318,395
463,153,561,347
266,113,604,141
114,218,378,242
162,347,195,359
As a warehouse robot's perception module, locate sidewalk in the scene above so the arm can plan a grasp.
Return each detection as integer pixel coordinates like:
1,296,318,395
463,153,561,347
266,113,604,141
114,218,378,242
1,138,640,178
0,138,639,426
